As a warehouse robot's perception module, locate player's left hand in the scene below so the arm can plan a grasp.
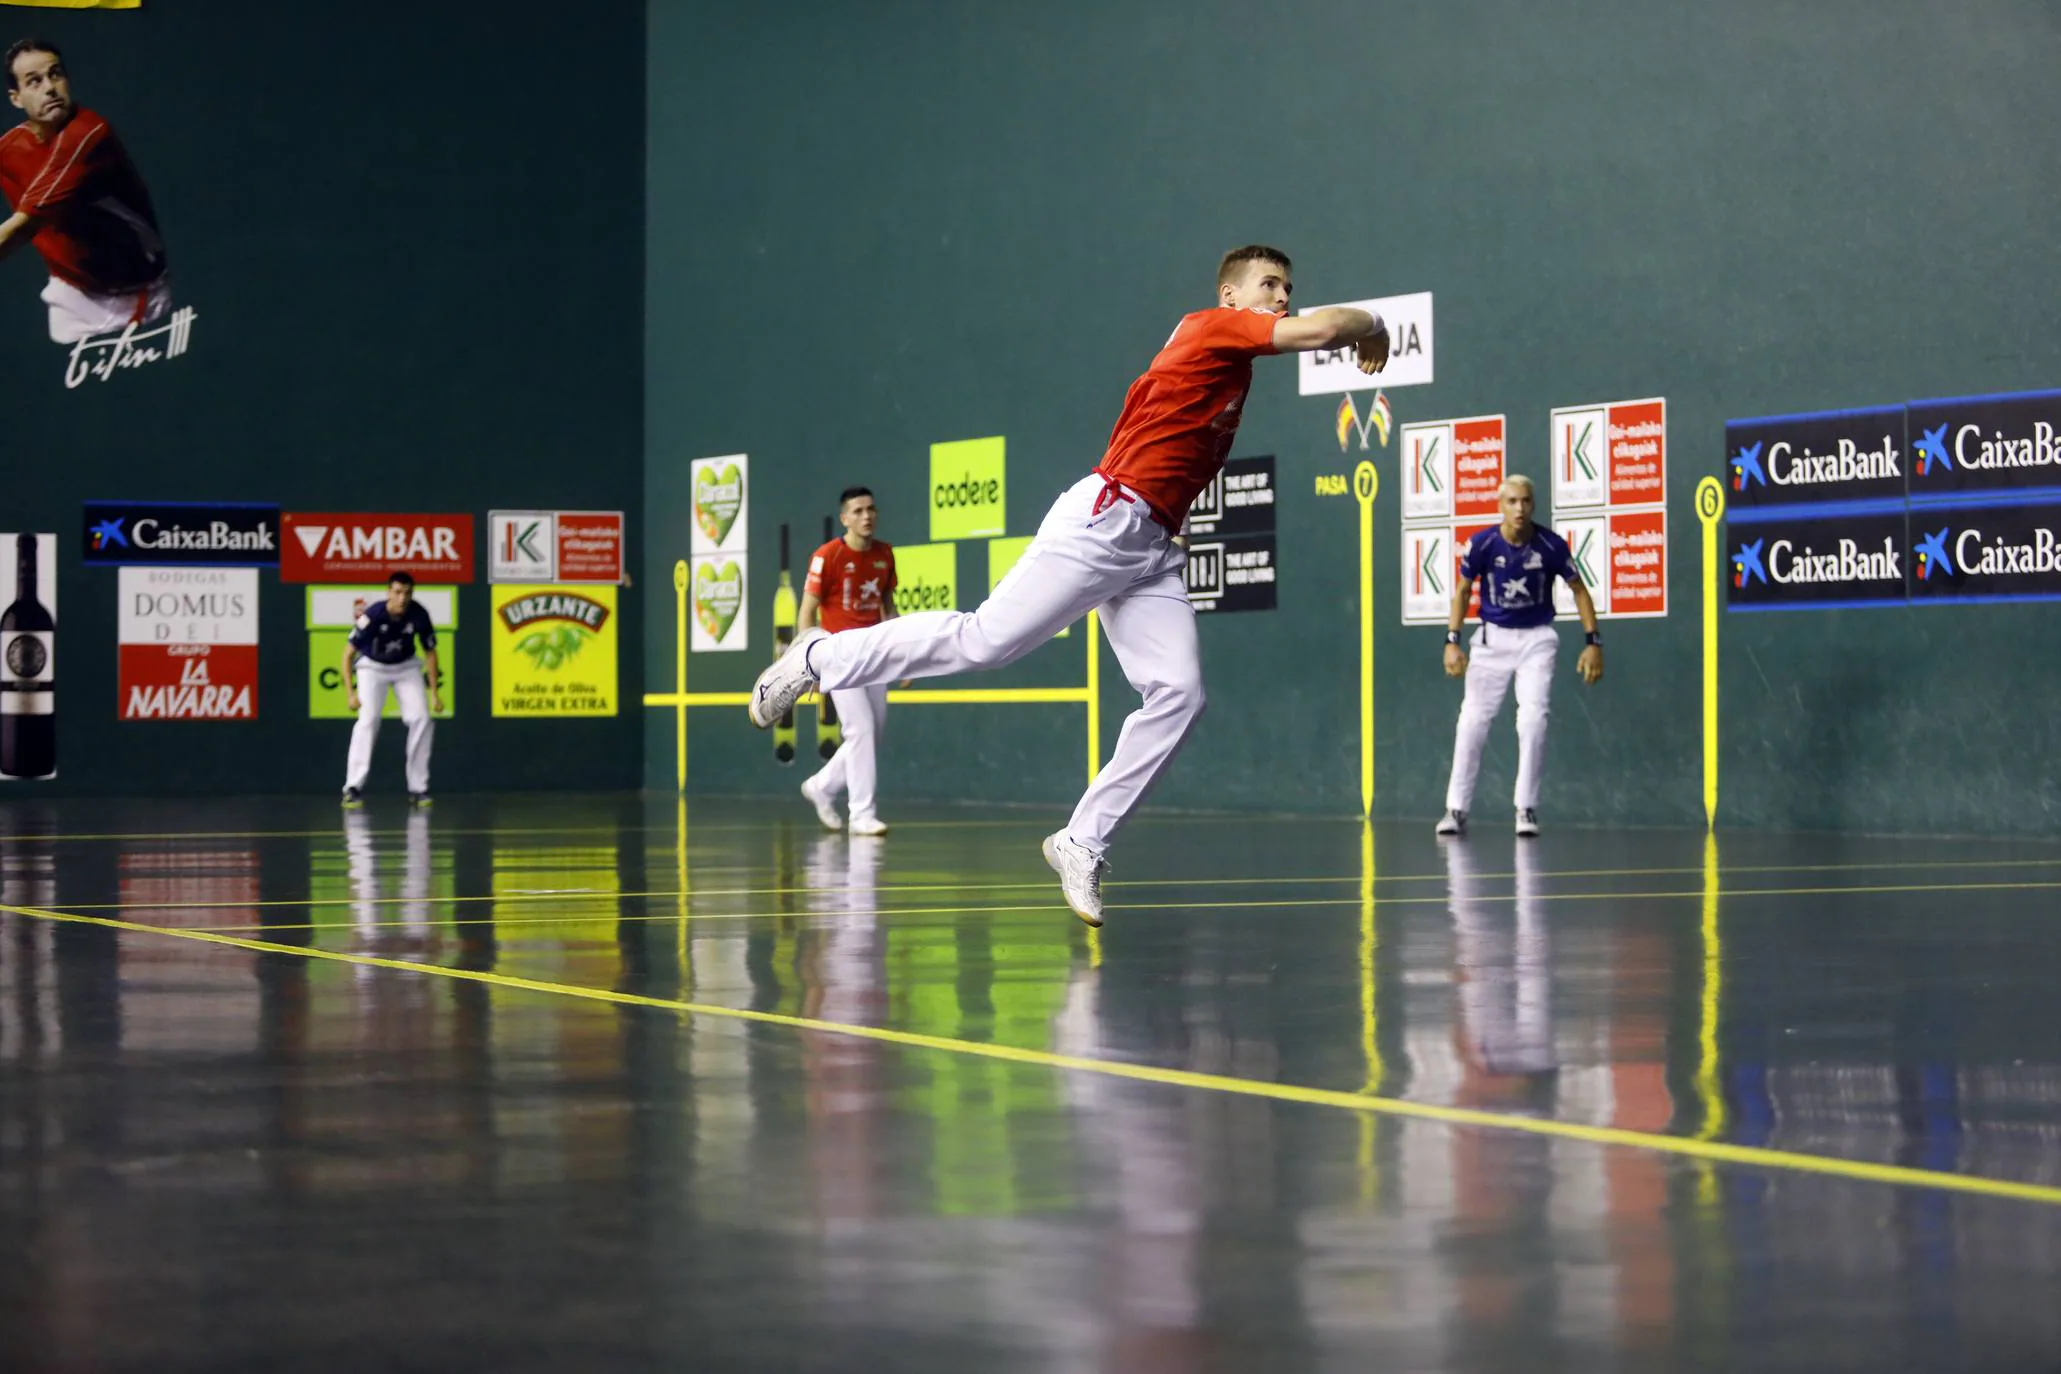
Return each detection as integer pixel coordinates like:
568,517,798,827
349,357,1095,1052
1577,645,1603,685
1356,327,1390,374
432,692,446,713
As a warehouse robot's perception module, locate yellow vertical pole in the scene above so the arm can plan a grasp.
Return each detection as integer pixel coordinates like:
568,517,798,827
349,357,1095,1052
1695,479,1725,831
1354,462,1379,815
1085,609,1101,784
673,560,689,792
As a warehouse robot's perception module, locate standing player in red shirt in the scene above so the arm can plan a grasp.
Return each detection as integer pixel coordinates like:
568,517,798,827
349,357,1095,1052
0,39,170,344
795,486,900,837
751,246,1389,925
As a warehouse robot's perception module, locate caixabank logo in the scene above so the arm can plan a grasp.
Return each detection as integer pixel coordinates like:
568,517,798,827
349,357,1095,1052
1725,513,1908,609
1722,405,1906,510
1907,504,2061,602
1906,390,2061,497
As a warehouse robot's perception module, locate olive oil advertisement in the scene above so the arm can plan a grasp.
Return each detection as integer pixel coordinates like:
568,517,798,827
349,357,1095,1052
490,584,618,717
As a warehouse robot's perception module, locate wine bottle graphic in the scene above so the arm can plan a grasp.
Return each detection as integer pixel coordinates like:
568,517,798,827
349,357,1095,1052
0,533,57,779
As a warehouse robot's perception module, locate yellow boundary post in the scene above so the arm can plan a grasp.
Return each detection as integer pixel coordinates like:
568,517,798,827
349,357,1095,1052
1354,461,1379,815
643,564,1102,791
1695,478,1725,832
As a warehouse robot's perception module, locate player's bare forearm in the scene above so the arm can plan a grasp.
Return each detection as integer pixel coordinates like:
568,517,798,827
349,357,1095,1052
340,644,357,690
0,211,38,265
422,650,440,692
1272,307,1385,354
1570,581,1600,635
796,592,821,634
882,592,898,621
1447,577,1474,636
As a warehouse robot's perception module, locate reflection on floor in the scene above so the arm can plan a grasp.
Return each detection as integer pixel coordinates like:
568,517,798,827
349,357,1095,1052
4,793,2061,1371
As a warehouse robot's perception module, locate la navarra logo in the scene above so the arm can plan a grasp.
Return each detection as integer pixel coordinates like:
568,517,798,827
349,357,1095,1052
501,593,608,671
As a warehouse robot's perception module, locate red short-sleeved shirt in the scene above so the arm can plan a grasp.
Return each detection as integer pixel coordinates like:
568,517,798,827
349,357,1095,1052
0,109,168,295
1095,305,1281,529
806,538,897,634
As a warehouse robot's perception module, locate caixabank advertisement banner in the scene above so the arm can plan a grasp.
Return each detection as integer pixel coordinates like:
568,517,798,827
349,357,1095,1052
1906,500,2061,604
1906,389,2061,500
1723,386,2061,610
1724,510,1908,610
491,585,618,717
1724,406,1907,512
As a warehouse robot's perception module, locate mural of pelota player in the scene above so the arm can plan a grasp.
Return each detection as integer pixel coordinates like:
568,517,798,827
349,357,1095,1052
0,38,170,344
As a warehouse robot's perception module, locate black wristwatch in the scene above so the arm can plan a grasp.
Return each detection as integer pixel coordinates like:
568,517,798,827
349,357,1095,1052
1585,631,1602,647
1445,630,1462,646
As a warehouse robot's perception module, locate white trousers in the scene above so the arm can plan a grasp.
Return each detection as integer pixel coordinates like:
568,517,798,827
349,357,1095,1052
1445,622,1558,812
43,275,170,345
809,683,890,825
345,658,434,794
812,472,1201,855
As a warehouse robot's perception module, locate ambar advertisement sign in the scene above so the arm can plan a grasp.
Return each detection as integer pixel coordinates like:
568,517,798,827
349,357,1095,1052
281,513,475,583
491,585,618,717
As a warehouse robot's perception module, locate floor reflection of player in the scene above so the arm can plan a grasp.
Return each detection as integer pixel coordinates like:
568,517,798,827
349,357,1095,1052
1052,953,1212,1367
799,832,889,1226
0,39,171,344
1446,840,1556,1105
344,809,435,957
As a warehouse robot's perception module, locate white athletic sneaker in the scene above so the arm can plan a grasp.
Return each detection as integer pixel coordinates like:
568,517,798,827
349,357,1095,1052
1436,809,1468,837
800,776,842,831
848,816,889,837
1042,830,1107,927
1515,808,1541,838
748,627,828,729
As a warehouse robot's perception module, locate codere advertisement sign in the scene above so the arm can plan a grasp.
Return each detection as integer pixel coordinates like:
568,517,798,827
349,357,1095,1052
491,585,619,716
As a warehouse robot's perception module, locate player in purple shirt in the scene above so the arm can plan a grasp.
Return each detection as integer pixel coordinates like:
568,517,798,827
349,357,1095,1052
1437,476,1604,837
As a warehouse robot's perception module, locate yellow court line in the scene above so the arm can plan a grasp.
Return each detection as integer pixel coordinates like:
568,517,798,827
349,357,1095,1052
7,899,2060,1209
39,853,2061,917
36,859,2061,918
91,872,2061,937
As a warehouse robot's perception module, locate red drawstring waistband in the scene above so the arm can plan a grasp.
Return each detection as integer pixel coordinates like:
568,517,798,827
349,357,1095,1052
1090,476,1136,518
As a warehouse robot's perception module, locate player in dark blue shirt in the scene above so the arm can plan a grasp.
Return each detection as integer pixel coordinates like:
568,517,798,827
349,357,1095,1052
340,571,442,808
1437,476,1603,837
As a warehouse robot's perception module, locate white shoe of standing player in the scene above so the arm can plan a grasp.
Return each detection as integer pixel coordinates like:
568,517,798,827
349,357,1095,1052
748,627,828,729
1515,808,1541,838
800,776,842,831
1436,809,1468,837
1042,830,1107,928
848,815,889,837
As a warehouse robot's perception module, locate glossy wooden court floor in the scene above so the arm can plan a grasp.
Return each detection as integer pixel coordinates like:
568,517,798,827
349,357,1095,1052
4,793,2061,1371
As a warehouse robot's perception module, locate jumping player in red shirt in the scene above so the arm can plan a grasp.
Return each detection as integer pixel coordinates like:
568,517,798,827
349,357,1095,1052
750,246,1389,925
796,486,900,837
0,39,170,344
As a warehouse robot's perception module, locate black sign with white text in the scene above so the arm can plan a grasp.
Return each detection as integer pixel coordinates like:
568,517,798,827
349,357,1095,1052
1906,390,2061,498
1907,500,2061,602
1184,532,1277,614
1725,511,1908,610
82,502,281,568
1186,455,1276,538
1723,406,1906,511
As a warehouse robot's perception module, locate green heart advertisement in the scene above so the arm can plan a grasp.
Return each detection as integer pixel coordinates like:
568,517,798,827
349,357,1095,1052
690,453,748,553
689,553,749,652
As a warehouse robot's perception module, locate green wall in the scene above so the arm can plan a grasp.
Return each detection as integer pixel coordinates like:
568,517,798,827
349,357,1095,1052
2,0,644,796
645,1,2061,833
